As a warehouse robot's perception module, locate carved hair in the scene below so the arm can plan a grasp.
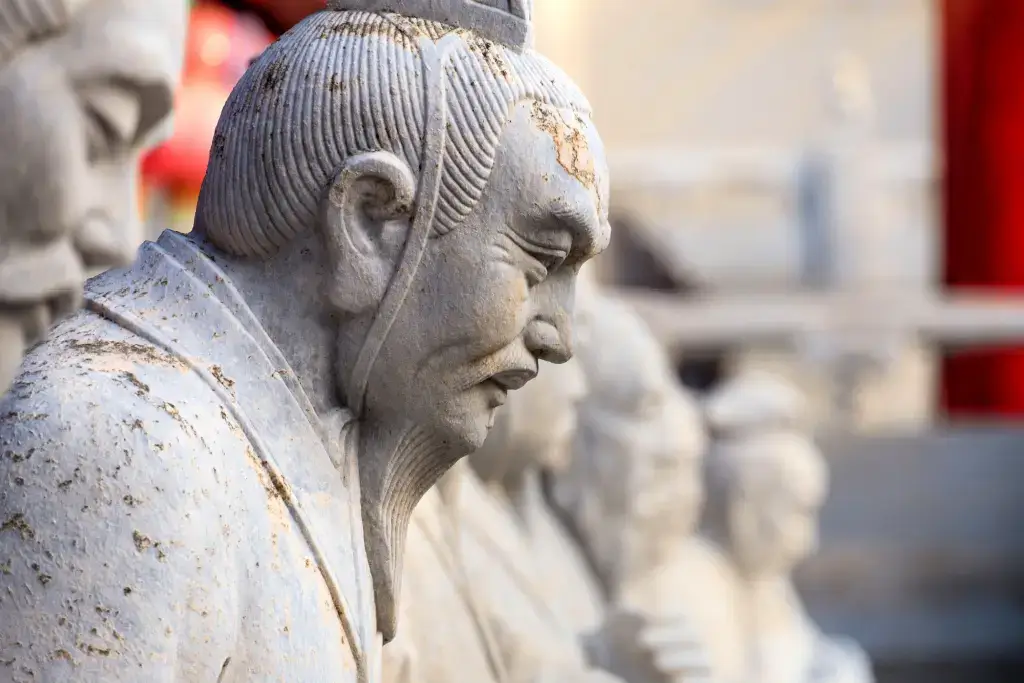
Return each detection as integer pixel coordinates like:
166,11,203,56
0,0,76,65
197,9,591,258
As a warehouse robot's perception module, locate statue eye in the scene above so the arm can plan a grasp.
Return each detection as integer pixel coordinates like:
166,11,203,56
79,83,143,161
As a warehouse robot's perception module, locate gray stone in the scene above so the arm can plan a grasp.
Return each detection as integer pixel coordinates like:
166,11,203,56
0,4,608,682
0,0,187,395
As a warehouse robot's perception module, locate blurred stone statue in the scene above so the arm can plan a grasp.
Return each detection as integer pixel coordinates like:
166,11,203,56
550,293,714,683
0,1,609,681
0,0,188,394
652,371,873,683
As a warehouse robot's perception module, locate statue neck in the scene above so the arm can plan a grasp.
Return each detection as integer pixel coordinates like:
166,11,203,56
197,231,340,418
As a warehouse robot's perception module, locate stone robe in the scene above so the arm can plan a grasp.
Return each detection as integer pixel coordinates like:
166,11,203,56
0,231,381,682
515,474,605,636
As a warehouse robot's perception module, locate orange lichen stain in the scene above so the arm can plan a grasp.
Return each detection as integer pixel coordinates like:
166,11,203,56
529,101,596,192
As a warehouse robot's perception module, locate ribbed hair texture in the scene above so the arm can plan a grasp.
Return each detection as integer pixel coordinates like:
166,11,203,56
197,10,592,258
0,0,71,66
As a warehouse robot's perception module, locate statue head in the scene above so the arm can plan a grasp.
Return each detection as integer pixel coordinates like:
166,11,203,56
196,1,608,454
704,371,829,578
550,295,705,594
192,1,608,637
0,0,187,391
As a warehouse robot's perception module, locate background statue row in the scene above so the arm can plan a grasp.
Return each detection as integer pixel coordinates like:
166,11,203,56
386,278,873,683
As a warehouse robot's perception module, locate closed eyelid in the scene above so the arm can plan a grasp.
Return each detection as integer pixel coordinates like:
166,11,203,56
505,229,568,263
78,76,174,146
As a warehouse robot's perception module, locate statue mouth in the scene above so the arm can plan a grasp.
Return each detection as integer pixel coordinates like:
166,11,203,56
489,366,537,392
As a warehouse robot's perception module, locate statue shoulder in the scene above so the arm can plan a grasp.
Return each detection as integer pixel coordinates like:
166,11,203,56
0,311,239,679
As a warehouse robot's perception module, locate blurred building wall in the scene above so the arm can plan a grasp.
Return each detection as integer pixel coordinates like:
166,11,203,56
535,0,939,430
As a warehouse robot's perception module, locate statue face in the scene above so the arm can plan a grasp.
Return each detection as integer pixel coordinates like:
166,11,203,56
0,0,185,389
727,435,828,576
631,387,706,542
353,101,610,451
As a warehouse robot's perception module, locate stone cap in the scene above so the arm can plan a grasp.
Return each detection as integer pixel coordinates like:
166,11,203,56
325,0,533,51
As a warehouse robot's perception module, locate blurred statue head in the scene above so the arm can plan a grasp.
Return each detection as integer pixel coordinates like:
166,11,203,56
704,371,829,577
550,294,706,594
0,0,187,392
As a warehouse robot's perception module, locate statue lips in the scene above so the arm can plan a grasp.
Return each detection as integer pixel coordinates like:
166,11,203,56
483,366,537,407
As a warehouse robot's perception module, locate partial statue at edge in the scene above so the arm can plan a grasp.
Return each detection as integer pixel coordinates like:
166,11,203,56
0,1,609,681
0,0,188,394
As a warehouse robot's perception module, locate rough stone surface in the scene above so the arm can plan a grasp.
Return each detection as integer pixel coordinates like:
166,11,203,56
0,4,608,682
0,0,187,395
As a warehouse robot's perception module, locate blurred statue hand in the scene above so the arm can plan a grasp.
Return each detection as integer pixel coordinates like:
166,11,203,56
584,608,714,683
807,635,874,683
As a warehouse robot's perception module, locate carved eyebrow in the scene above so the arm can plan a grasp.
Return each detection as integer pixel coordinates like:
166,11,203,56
550,204,602,259
87,75,175,145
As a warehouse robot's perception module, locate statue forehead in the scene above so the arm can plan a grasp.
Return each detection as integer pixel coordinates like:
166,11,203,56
490,100,610,258
724,433,827,505
47,0,187,86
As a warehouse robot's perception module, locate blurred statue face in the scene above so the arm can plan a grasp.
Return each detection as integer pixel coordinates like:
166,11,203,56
0,0,186,390
629,386,706,544
725,434,828,577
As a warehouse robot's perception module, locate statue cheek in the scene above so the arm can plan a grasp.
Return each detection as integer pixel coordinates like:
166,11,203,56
465,265,531,342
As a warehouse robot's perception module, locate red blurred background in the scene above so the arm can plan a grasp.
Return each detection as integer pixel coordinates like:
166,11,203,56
942,0,1024,418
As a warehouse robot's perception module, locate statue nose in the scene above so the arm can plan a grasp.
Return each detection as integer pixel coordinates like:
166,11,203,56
525,319,572,364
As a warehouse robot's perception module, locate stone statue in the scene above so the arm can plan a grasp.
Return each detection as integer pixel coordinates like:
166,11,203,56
639,370,873,683
0,0,188,394
549,293,714,683
0,1,609,681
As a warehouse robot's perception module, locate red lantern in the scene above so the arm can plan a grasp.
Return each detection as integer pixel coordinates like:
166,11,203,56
141,2,273,228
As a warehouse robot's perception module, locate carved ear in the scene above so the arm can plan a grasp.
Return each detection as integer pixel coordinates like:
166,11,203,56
320,152,417,314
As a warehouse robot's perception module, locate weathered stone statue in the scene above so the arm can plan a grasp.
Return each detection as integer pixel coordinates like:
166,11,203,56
550,293,714,683
647,371,873,683
0,1,608,681
0,0,188,394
